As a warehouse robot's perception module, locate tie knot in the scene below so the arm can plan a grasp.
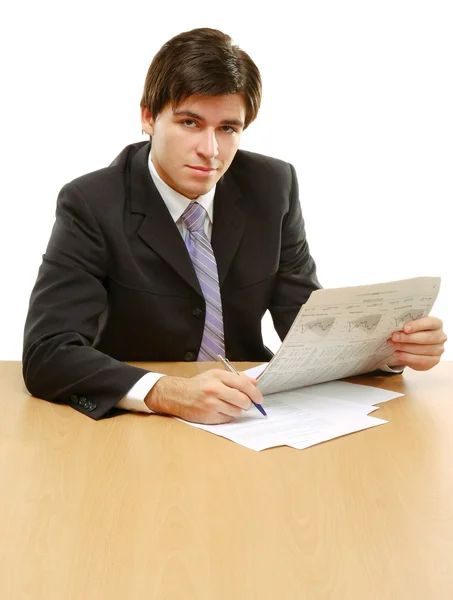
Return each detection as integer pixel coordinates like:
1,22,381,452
181,202,206,232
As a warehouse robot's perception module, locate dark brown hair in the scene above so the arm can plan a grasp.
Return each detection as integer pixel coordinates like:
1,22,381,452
140,28,262,129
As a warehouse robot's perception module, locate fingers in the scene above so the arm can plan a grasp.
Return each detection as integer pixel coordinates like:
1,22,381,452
402,316,443,333
194,410,236,425
389,317,447,356
390,330,447,345
210,369,264,409
388,341,445,357
387,319,446,370
217,401,245,419
388,351,439,371
184,369,264,423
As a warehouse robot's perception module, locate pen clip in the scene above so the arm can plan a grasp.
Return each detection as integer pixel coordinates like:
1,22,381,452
223,357,238,374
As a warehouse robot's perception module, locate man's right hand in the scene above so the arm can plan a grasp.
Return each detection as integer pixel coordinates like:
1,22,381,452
144,369,264,424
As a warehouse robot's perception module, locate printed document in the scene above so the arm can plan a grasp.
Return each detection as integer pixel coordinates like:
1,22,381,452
256,276,440,395
183,381,403,451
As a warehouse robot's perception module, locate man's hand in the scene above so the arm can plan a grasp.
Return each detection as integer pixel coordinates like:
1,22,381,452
144,368,264,424
387,316,447,371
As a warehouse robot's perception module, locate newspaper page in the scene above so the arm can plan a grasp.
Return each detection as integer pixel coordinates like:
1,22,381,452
257,276,441,395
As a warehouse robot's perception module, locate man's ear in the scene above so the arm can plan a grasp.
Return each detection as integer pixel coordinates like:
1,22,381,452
141,106,155,136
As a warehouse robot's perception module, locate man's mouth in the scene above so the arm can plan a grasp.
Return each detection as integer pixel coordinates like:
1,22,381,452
187,165,218,176
188,166,216,172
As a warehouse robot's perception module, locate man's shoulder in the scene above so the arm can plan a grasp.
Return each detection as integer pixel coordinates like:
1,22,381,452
66,141,149,193
231,148,292,177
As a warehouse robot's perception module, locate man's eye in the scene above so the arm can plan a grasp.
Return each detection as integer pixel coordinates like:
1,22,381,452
221,126,235,133
182,120,197,128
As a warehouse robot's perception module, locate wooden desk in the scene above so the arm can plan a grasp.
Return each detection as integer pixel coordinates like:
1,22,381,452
1,361,452,600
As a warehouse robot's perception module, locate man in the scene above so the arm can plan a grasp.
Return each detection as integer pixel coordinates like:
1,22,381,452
23,28,447,424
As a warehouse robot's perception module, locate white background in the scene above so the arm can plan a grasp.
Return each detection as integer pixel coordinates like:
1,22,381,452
1,0,451,360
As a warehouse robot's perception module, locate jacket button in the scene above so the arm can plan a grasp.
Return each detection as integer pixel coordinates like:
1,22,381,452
192,307,203,318
184,351,196,361
70,394,79,404
79,396,87,407
86,402,96,412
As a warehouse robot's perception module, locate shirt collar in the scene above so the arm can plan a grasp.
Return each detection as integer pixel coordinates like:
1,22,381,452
148,153,215,224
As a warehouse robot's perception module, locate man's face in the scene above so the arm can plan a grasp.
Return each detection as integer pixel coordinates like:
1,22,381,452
141,94,246,199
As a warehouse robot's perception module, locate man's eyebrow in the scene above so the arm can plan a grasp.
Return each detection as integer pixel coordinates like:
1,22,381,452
173,109,244,128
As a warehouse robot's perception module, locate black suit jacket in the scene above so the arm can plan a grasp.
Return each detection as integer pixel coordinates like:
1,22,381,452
23,141,321,418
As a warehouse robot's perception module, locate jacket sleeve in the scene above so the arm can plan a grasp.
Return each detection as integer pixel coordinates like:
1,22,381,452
269,163,322,340
22,182,150,419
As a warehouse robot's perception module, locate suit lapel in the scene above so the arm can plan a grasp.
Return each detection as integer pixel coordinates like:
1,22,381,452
127,142,246,292
128,144,202,295
211,173,245,287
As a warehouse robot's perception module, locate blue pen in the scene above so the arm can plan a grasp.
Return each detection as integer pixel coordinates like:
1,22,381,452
217,355,267,417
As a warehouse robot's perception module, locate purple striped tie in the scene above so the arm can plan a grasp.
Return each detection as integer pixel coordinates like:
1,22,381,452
182,202,225,361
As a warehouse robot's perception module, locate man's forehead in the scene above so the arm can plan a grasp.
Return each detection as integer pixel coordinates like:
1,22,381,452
171,94,246,123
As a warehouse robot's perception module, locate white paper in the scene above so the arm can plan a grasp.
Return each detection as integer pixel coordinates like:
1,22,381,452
242,363,267,379
179,382,400,451
280,380,404,405
289,415,387,451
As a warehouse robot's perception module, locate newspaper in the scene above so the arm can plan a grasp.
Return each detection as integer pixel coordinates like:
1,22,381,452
257,276,441,395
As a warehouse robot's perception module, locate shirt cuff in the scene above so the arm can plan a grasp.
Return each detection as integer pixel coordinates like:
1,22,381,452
116,372,166,413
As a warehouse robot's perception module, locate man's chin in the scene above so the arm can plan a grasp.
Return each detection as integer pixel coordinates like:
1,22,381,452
183,183,216,199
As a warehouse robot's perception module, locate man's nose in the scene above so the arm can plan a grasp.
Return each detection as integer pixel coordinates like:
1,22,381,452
197,129,219,159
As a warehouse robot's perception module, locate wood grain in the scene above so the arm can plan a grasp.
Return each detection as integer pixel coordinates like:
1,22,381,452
0,361,452,599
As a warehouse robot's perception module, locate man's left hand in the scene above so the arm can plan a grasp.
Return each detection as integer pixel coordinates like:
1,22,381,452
387,316,447,371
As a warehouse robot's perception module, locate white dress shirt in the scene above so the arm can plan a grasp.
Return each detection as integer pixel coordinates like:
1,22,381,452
116,155,216,413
